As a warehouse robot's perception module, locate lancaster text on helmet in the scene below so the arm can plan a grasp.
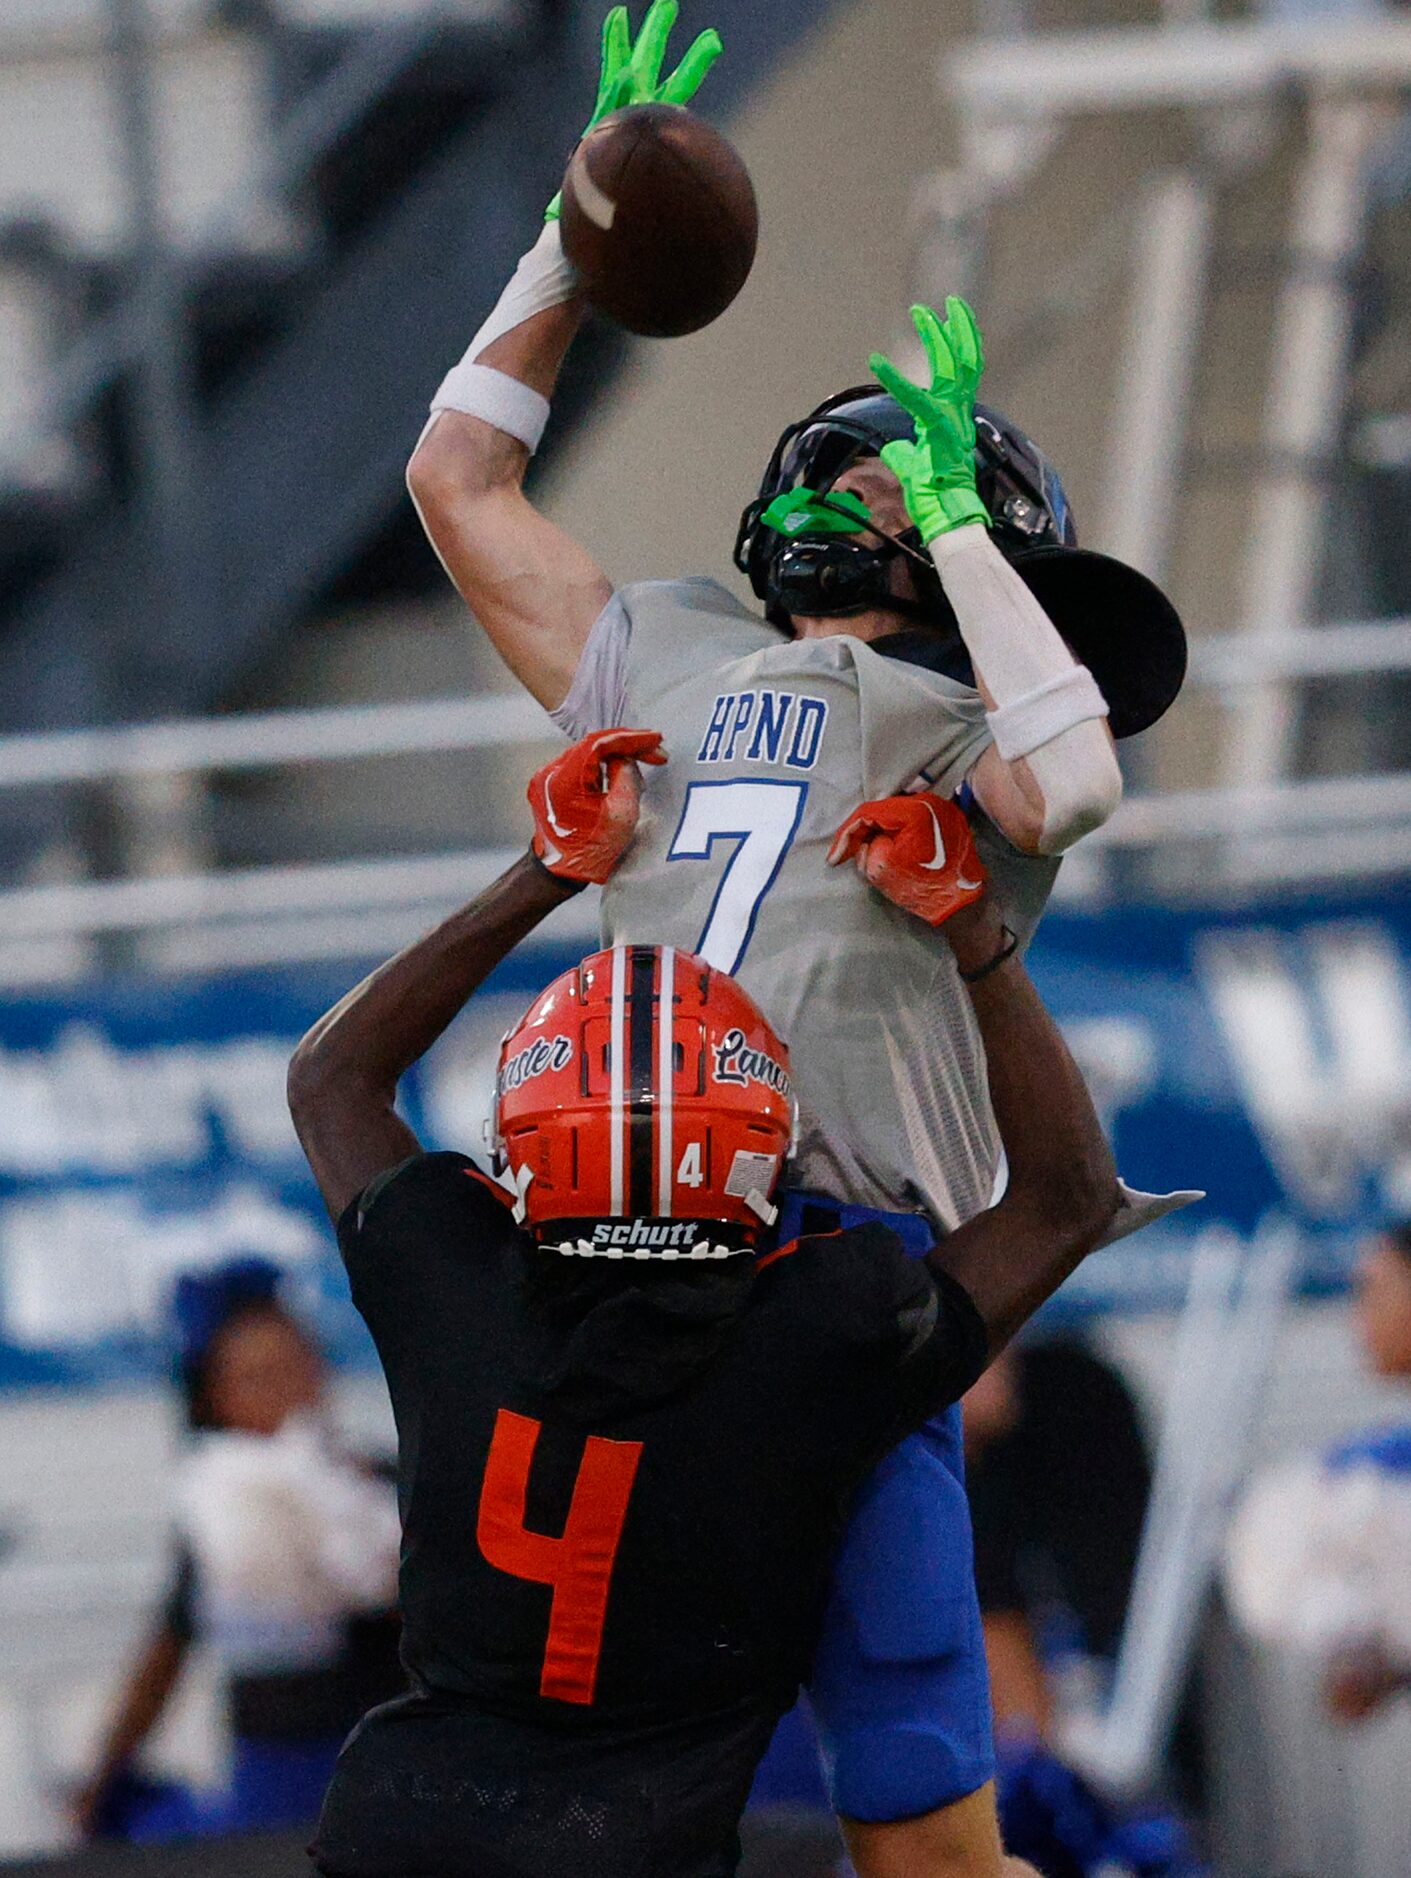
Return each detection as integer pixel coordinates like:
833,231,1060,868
500,1034,573,1094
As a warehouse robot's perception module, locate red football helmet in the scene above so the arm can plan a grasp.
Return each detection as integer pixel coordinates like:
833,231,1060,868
493,946,795,1258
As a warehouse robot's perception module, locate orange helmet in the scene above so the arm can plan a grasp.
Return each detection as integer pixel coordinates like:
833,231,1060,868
493,946,795,1258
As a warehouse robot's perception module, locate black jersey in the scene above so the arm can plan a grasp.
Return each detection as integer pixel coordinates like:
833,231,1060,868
315,1150,987,1877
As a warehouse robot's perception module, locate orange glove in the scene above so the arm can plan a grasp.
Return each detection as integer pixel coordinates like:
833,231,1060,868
826,791,987,927
528,728,667,885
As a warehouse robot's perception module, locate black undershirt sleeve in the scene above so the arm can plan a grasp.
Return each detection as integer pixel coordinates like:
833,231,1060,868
890,1261,991,1422
797,1224,991,1427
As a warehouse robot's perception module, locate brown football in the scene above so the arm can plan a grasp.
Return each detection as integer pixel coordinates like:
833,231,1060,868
560,104,758,338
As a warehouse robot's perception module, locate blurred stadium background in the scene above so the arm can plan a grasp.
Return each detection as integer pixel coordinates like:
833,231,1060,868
0,0,1409,1870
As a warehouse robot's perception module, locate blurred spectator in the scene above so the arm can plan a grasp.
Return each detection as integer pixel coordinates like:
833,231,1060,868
962,1340,1202,1878
964,1336,1152,1735
72,1258,403,1841
1225,1222,1411,1725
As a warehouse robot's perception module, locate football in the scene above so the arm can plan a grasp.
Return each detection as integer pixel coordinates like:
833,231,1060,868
560,104,758,338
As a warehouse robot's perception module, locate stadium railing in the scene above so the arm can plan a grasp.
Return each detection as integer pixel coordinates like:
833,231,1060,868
0,616,1405,979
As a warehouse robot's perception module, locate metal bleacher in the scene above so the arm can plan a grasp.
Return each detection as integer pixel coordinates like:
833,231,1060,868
0,0,850,913
0,0,634,914
0,0,590,713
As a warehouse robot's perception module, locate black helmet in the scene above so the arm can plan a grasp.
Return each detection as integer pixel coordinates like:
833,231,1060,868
733,386,1186,739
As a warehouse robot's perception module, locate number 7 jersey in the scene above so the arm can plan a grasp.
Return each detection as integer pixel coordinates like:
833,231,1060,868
558,578,1061,1233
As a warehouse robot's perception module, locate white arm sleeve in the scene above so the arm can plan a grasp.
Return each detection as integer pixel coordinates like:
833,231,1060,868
423,222,579,453
930,524,1122,853
550,592,631,739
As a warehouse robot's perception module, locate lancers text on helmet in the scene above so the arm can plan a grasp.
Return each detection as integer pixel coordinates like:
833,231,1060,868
712,1028,792,1097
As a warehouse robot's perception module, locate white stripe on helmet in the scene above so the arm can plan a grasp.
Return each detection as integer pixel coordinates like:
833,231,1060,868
656,946,675,1214
609,945,627,1215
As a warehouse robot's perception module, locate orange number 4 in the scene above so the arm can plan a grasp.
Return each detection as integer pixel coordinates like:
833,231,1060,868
476,1407,643,1706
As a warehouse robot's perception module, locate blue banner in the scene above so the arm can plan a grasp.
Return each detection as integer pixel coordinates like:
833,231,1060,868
1026,888,1411,1313
0,949,555,1389
1,887,1409,1387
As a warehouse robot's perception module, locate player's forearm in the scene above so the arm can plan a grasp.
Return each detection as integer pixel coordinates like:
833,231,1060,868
406,258,610,710
982,1610,1055,1737
87,1624,187,1797
408,300,586,505
478,295,588,401
930,914,1118,1350
933,525,1122,853
291,726,645,1217
289,856,576,1215
288,868,569,1233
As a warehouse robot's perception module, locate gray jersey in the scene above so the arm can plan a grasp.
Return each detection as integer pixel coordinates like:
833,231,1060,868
555,578,1060,1232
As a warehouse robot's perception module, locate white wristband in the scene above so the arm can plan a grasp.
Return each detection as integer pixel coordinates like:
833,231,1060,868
985,665,1109,761
430,361,550,452
426,220,577,454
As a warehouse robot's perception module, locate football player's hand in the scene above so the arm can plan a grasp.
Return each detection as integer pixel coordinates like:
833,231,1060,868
545,1,723,219
827,791,987,928
869,299,989,542
528,728,667,884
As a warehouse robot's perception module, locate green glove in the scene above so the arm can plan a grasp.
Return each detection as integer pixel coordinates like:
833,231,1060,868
869,298,989,542
546,0,724,219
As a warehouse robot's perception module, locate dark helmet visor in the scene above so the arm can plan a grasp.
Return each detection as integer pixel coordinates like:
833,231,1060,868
775,418,876,496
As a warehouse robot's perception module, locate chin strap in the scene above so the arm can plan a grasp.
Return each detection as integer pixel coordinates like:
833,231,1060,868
801,496,936,580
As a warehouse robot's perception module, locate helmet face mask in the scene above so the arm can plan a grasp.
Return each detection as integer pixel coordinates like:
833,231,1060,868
735,388,1075,630
735,386,1187,737
768,535,907,620
492,947,795,1260
735,399,928,625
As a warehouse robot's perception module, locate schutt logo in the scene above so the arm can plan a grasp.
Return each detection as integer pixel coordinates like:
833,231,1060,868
592,1220,701,1248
